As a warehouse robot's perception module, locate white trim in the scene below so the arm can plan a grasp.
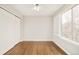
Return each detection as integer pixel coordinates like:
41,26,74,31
21,39,53,41
52,33,79,55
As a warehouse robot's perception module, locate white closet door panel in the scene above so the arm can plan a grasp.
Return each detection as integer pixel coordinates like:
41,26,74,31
0,8,20,54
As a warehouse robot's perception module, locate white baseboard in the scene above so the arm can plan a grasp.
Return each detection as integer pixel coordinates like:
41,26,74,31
1,41,20,55
21,39,53,41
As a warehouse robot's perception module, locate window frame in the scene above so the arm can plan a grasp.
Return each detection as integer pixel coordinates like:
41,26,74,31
61,9,73,40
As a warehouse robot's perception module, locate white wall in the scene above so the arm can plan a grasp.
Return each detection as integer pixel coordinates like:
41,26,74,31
22,16,53,41
0,8,21,54
53,14,62,35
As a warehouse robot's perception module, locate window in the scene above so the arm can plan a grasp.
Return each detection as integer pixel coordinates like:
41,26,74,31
73,5,79,42
62,9,72,40
53,5,79,42
61,5,79,42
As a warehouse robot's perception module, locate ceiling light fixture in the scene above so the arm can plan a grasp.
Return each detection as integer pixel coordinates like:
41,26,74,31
34,4,40,12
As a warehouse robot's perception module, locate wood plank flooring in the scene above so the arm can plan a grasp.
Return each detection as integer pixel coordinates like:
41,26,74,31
4,41,67,55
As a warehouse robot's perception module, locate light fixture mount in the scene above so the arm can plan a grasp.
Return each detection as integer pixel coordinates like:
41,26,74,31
35,4,39,6
34,4,40,12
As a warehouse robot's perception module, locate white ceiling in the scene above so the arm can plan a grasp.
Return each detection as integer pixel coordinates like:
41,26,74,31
11,4,64,16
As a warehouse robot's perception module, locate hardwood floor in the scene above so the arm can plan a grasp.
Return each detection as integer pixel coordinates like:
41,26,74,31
4,41,67,55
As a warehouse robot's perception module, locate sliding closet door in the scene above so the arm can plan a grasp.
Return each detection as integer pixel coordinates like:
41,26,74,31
62,9,72,40
73,5,79,42
0,8,20,54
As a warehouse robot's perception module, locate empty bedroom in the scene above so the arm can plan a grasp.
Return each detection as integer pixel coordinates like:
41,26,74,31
0,4,79,55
